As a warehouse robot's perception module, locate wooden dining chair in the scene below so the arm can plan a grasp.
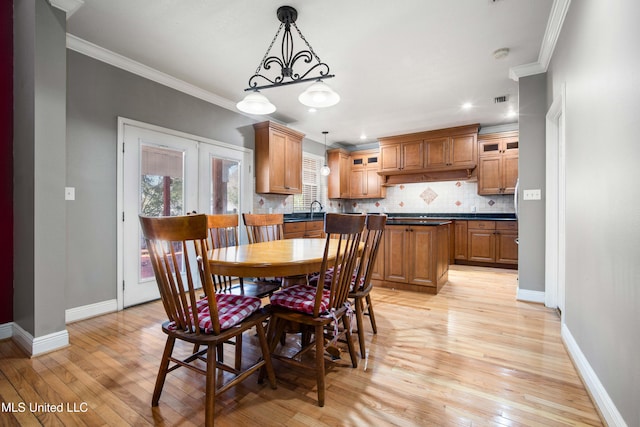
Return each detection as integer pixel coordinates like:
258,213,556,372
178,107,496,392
139,214,276,427
349,214,387,359
263,213,366,407
206,214,281,299
242,212,284,244
242,212,286,287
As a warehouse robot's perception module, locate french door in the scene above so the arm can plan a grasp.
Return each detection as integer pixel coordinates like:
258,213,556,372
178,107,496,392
119,119,252,308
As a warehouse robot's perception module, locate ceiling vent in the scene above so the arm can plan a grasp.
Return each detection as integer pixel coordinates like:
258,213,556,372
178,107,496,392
494,95,508,103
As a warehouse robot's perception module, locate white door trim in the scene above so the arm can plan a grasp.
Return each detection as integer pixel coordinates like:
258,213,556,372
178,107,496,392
116,117,254,311
545,84,566,318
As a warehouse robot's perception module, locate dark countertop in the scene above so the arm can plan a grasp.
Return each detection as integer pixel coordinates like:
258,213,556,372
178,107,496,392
284,212,516,223
385,218,452,226
387,212,517,221
284,212,326,223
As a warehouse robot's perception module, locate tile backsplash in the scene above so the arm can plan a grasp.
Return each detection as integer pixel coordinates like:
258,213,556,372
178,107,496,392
253,180,514,214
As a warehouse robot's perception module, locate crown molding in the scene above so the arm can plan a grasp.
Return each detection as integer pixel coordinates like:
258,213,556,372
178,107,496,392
49,0,84,19
509,0,571,81
66,34,243,114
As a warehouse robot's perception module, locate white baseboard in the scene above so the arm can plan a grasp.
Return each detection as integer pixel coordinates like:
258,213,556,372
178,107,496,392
66,299,118,323
0,322,13,340
516,287,545,303
562,323,627,427
12,323,69,357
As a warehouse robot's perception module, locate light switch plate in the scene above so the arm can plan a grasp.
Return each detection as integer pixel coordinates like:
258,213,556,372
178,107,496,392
65,187,75,201
523,189,541,200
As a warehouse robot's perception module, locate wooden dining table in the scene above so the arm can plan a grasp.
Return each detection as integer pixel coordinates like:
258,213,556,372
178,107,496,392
207,238,343,278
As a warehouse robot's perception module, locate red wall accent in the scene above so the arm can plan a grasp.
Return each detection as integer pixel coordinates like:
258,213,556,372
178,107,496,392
0,0,14,323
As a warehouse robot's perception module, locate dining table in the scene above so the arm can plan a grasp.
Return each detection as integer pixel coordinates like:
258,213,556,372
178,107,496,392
207,238,344,279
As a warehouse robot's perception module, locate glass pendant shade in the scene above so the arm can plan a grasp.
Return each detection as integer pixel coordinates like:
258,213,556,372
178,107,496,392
320,164,331,176
298,80,340,108
236,91,276,115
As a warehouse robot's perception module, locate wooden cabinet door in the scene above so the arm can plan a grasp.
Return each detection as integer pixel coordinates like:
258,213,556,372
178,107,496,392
401,140,424,171
449,134,476,167
454,220,468,260
384,226,409,283
284,133,302,192
408,226,435,286
467,221,496,262
379,143,401,172
478,156,502,195
349,168,365,198
496,231,518,264
502,152,519,194
327,149,350,199
467,230,495,262
371,232,385,281
495,221,518,264
339,153,351,198
424,137,449,168
268,129,289,193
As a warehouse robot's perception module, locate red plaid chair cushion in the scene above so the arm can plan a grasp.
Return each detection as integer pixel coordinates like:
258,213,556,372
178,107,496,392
170,293,261,333
308,266,365,291
270,284,331,315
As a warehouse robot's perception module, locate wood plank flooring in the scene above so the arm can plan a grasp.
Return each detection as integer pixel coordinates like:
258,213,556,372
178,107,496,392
0,266,603,426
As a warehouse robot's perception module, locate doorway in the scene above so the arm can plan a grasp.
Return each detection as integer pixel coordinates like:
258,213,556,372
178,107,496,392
545,85,566,317
117,118,253,308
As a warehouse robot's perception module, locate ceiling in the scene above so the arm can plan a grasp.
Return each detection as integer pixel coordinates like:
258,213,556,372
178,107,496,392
65,0,554,147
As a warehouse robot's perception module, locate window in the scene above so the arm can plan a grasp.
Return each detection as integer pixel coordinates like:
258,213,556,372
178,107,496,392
294,153,325,211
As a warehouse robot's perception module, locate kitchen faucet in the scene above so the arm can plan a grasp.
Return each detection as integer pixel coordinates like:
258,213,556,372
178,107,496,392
309,200,323,220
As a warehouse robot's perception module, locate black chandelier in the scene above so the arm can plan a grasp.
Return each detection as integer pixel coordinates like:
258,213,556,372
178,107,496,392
237,6,340,115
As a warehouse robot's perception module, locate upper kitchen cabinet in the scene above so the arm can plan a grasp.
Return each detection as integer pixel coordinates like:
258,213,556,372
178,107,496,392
254,121,304,195
349,149,385,199
379,139,424,172
378,124,479,185
327,148,350,199
477,131,519,195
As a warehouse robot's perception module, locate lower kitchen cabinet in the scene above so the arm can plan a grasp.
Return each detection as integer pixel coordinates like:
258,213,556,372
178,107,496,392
283,220,325,239
461,220,518,267
374,224,449,294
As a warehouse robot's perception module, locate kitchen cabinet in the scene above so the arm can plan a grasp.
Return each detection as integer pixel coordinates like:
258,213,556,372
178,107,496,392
453,220,468,261
477,131,519,195
349,149,385,199
378,224,449,293
254,121,303,195
370,231,385,281
283,220,325,239
424,134,477,170
379,139,423,172
327,148,350,199
378,124,479,184
466,220,518,266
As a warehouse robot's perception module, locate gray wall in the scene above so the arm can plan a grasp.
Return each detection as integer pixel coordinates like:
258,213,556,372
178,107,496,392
13,0,67,337
66,51,261,308
517,74,547,293
548,0,640,424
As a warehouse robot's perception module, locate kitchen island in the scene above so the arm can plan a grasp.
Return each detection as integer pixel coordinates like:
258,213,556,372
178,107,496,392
372,219,451,294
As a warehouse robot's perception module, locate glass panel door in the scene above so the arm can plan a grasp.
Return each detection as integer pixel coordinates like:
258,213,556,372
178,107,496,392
123,124,198,307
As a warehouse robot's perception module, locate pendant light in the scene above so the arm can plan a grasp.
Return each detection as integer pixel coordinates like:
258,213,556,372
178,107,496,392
238,6,339,115
320,131,331,176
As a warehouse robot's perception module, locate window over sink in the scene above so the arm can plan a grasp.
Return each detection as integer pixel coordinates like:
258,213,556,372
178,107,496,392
293,152,326,212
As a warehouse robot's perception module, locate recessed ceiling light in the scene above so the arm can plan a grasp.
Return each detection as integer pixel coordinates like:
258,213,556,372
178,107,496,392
506,109,517,118
308,108,317,113
462,102,473,110
360,134,367,140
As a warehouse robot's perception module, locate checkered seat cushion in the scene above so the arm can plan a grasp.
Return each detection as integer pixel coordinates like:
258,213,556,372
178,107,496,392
170,293,262,333
270,284,331,315
308,266,365,291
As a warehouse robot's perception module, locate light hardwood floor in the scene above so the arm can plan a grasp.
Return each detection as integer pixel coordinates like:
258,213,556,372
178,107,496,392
0,266,603,426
